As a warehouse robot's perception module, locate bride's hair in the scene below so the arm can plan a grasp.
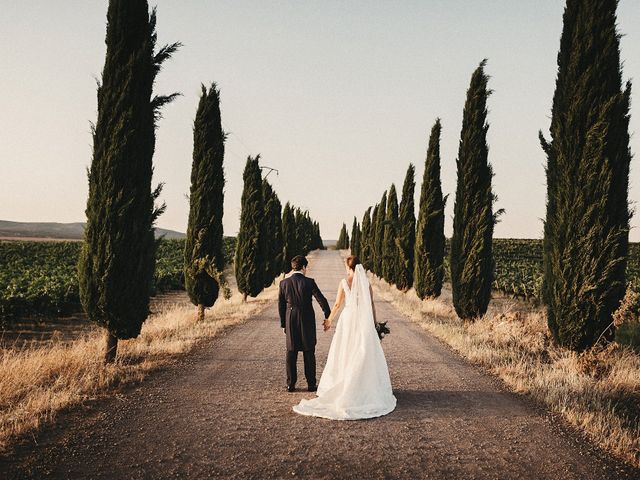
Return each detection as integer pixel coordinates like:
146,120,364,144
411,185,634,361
346,255,360,271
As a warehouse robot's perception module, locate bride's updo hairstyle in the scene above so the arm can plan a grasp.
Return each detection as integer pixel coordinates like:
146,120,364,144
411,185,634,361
346,255,361,271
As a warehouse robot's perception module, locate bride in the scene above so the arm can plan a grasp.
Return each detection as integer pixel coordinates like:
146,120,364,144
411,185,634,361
292,255,396,420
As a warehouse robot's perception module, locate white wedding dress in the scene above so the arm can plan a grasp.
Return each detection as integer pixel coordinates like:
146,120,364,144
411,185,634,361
292,264,396,420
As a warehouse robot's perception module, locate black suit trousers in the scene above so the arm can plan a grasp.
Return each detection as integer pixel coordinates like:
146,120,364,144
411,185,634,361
286,349,316,388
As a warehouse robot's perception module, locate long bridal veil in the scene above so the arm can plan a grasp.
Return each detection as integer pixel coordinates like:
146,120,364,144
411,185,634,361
292,264,396,420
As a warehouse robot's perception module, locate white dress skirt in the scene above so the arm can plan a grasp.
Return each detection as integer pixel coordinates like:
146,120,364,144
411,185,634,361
293,267,396,420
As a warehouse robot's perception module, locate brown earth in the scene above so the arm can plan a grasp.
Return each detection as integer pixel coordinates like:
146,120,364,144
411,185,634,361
1,250,638,479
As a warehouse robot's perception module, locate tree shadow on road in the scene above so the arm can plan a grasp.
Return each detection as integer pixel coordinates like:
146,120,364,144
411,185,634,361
388,389,530,420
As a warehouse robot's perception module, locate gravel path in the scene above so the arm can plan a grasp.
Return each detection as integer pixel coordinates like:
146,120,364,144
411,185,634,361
2,250,638,479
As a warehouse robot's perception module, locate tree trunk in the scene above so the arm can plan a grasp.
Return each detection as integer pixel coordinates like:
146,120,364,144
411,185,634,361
243,292,248,303
105,331,118,364
197,304,205,322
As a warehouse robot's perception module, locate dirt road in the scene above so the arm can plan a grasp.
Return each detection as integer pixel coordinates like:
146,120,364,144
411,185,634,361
3,250,638,479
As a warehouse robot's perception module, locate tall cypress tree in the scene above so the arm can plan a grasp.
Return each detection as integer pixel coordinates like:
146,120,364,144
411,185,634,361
336,223,349,250
235,156,266,300
370,205,379,272
294,208,305,254
336,225,343,250
78,0,180,362
312,221,323,250
450,60,502,320
303,211,315,252
374,192,387,276
397,164,416,291
351,217,360,257
345,224,350,250
539,0,631,351
360,207,373,270
184,84,226,322
382,184,399,284
281,202,296,273
262,180,283,287
415,119,448,299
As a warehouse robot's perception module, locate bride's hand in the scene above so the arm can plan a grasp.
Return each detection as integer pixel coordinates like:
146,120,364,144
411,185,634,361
323,319,331,331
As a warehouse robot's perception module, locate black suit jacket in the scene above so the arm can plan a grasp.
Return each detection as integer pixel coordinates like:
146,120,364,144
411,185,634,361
279,272,331,351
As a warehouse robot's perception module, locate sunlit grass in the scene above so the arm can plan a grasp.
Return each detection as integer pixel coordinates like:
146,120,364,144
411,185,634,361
0,277,279,453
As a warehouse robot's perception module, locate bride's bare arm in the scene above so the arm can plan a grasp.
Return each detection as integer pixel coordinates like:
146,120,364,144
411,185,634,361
324,284,345,330
369,285,378,324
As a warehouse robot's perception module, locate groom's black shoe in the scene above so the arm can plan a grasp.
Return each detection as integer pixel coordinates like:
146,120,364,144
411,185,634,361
286,385,296,392
307,385,317,392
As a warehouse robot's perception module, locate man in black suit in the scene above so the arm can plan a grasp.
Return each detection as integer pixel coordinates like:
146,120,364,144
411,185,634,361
279,255,331,392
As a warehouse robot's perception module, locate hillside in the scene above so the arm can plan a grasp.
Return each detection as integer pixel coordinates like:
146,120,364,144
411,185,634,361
0,220,186,240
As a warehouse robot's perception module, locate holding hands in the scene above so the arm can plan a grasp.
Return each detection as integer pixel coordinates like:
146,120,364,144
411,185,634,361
323,319,332,331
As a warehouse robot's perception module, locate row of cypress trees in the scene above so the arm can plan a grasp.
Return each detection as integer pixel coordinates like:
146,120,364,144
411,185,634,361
351,0,634,353
80,0,325,362
281,203,323,273
76,0,635,362
235,157,323,301
352,164,417,291
350,60,500,321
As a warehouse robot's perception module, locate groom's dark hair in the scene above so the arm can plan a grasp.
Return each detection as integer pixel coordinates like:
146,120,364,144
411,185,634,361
291,255,308,271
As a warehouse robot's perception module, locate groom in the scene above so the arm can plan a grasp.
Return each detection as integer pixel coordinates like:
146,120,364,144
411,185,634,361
279,255,331,392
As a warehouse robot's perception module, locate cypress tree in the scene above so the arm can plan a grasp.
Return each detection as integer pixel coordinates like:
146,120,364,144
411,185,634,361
450,60,502,320
539,0,632,350
262,180,283,287
281,202,296,273
184,84,226,322
303,211,315,252
345,224,350,250
374,192,387,276
311,221,323,250
78,0,180,362
336,223,349,250
382,184,399,284
370,205,380,273
294,208,305,254
351,217,360,257
235,156,266,300
397,164,416,291
415,119,448,299
360,207,373,270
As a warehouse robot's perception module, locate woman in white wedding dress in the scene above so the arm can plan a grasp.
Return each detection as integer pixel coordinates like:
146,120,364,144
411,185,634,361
292,255,396,420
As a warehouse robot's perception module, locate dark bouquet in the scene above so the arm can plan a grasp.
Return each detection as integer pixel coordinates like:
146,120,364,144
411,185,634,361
375,321,390,340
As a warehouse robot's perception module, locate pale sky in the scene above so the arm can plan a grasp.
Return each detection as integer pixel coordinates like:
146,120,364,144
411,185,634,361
1,1,639,240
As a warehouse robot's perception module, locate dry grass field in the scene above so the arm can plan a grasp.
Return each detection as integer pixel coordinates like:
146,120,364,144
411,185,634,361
0,273,281,453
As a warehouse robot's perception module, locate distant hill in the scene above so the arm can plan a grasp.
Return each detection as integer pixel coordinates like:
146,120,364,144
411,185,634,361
0,220,186,240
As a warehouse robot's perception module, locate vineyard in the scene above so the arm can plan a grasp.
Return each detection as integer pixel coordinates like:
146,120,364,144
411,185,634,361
0,237,236,323
442,239,640,304
2,237,638,323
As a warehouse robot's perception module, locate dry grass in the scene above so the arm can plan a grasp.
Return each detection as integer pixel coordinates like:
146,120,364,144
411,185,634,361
370,274,640,468
0,276,280,453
